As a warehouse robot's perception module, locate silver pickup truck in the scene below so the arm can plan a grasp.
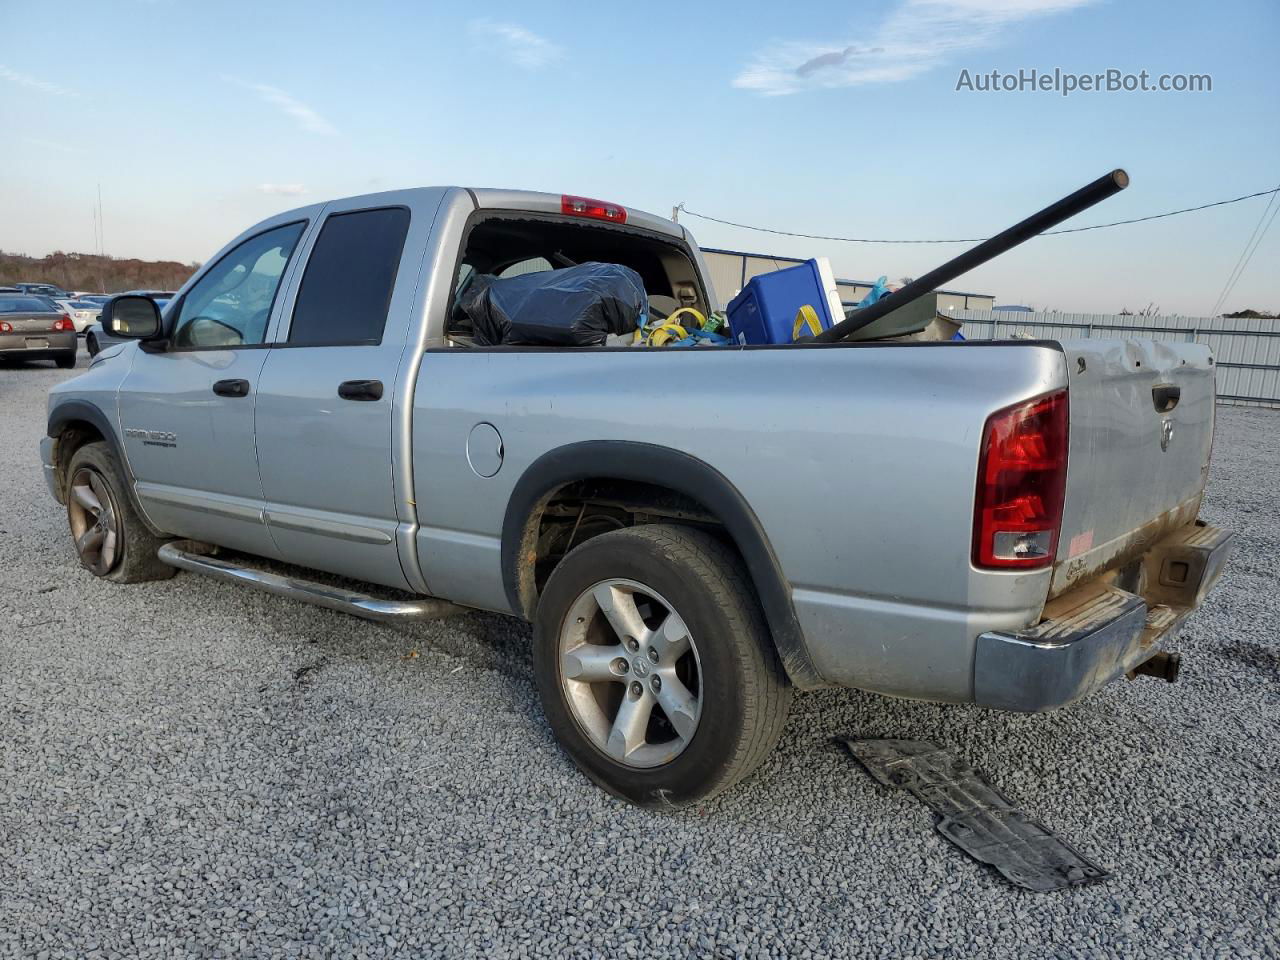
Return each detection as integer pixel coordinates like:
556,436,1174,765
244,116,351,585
41,185,1233,807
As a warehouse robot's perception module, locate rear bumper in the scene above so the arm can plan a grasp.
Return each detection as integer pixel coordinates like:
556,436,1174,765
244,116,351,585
0,331,77,357
974,520,1234,712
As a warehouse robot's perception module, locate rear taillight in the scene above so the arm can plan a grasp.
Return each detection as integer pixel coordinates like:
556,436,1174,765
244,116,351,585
973,390,1069,569
561,194,627,223
53,315,74,332
0,321,12,333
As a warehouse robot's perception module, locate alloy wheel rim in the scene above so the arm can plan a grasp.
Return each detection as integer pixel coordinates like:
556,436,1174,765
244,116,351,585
558,578,703,769
68,467,120,576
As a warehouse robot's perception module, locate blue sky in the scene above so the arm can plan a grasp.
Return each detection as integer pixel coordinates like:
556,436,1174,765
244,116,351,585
1,0,1276,315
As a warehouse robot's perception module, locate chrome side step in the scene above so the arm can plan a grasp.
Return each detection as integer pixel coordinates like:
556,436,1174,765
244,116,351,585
157,540,463,623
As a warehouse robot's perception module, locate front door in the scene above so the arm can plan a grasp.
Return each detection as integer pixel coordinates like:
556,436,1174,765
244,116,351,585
255,199,432,590
118,219,309,557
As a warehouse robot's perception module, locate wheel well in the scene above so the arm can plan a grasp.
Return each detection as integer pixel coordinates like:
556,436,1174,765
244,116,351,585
526,478,726,602
53,420,106,501
501,442,827,689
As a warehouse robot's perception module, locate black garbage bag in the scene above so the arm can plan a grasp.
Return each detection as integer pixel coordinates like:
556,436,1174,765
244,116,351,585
461,262,647,346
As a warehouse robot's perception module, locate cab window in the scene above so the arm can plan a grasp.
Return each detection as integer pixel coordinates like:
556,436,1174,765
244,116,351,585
171,222,306,349
288,207,410,346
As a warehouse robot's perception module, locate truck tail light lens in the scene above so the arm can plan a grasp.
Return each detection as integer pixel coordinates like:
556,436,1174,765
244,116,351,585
53,315,74,332
973,390,1069,569
561,195,627,223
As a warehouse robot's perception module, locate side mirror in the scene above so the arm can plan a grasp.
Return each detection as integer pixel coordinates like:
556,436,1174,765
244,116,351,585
103,295,163,340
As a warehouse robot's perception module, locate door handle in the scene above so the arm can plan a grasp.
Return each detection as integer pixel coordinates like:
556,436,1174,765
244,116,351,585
212,378,250,398
1152,384,1181,413
338,379,384,401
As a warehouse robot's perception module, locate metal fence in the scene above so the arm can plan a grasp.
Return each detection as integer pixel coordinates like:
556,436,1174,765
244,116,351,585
955,310,1280,408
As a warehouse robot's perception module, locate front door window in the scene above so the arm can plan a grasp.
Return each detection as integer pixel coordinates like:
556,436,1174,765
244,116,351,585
170,222,305,349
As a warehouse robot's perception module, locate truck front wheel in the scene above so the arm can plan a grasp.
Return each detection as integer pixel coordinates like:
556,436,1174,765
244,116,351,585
65,442,175,583
533,524,791,807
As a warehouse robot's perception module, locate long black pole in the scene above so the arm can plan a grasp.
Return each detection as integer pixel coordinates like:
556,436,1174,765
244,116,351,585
805,168,1130,343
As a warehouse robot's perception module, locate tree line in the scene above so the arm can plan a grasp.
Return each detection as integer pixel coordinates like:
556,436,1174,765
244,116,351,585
1,250,198,294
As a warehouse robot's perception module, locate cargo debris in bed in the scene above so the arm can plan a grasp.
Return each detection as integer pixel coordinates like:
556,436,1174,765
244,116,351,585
446,213,709,345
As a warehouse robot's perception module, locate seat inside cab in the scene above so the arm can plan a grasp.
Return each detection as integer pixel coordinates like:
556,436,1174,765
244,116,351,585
446,214,709,345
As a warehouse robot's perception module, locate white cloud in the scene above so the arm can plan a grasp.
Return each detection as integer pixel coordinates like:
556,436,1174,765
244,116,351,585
0,64,76,97
227,77,337,135
734,0,1098,95
257,183,308,196
469,19,563,69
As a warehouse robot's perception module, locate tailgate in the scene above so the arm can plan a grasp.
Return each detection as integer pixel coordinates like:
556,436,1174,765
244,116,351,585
1051,339,1215,598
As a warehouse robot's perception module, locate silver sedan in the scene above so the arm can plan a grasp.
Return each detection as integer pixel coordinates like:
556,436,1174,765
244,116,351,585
0,295,77,368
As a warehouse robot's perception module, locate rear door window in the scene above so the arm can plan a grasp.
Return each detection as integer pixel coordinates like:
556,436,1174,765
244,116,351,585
288,207,411,346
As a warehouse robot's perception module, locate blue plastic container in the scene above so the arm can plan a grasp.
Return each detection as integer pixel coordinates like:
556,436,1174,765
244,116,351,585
726,259,841,345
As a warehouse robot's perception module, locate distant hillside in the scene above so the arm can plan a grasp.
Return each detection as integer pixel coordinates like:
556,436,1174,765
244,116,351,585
0,250,198,295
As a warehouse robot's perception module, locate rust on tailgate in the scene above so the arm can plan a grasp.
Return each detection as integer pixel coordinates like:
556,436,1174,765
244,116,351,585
1049,494,1201,600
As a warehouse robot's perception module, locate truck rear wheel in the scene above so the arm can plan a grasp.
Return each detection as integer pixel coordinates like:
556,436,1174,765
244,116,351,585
533,524,791,807
65,442,175,583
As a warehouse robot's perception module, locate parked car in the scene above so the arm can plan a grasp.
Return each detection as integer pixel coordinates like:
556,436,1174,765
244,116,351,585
41,186,1232,807
85,291,175,355
13,282,73,300
55,298,103,333
0,294,77,367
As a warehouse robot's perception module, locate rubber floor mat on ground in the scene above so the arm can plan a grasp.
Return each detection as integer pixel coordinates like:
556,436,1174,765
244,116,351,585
841,738,1111,893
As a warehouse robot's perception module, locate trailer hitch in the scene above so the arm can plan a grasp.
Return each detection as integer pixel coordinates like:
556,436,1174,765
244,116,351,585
1131,650,1182,683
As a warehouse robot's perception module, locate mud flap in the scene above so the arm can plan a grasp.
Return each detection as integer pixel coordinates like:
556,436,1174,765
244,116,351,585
842,738,1111,893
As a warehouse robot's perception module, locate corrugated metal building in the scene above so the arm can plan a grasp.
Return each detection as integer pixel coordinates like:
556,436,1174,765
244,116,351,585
957,309,1280,407
701,247,996,314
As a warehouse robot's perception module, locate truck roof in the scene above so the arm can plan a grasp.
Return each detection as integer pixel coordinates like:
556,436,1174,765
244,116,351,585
277,186,687,243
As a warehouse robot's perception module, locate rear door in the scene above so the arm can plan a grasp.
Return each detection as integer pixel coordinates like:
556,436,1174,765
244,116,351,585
118,219,311,557
1051,339,1216,596
254,193,442,590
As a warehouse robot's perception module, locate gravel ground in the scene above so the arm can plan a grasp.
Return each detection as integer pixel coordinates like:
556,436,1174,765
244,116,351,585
1,348,1277,959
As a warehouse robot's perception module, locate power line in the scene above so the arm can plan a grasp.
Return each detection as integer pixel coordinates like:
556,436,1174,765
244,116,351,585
1209,184,1280,316
1213,198,1280,316
676,186,1280,245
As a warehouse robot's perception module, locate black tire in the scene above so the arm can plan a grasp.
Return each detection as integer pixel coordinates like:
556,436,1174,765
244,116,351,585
533,524,791,807
64,441,175,583
55,351,76,369
85,334,99,356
